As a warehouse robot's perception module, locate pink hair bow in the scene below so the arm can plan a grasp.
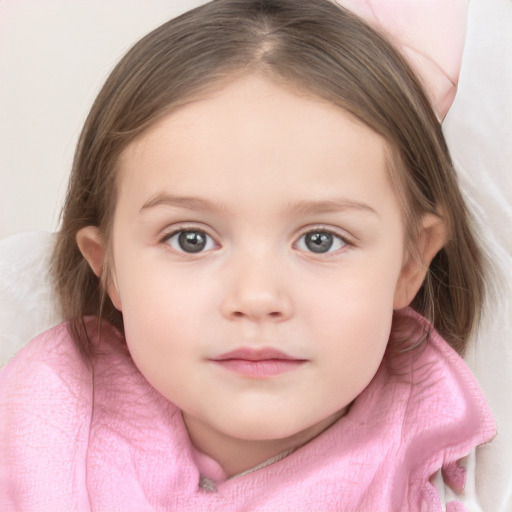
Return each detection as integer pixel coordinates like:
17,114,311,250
338,0,469,120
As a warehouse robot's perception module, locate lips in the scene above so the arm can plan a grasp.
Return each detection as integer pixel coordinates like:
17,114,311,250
214,347,301,361
210,347,307,378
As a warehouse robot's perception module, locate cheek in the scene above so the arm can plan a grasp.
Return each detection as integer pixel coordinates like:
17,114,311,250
301,242,403,377
311,293,393,408
112,249,221,374
305,244,403,325
319,290,392,360
118,275,206,403
119,265,207,341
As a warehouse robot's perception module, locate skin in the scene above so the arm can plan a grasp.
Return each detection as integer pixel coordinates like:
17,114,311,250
78,75,445,476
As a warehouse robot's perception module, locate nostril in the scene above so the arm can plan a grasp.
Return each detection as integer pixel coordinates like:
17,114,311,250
229,310,283,320
221,291,293,322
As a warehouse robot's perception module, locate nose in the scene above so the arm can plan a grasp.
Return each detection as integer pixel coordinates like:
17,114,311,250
220,256,294,323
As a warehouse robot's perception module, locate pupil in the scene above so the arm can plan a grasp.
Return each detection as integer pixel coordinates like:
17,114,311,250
178,231,206,253
306,232,333,253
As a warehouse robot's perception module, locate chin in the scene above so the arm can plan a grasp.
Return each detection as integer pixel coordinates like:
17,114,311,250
223,420,288,441
217,413,322,443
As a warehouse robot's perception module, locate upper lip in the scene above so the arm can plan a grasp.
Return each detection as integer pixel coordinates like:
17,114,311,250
212,347,304,361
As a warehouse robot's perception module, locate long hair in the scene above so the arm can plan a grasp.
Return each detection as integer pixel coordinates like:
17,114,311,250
52,0,484,359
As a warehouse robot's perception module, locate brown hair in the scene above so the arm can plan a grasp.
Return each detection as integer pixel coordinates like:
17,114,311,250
52,0,484,359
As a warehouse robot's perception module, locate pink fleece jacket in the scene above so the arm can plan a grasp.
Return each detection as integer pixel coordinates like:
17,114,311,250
0,309,495,511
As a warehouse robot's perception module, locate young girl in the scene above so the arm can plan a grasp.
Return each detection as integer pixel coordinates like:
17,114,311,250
0,0,496,510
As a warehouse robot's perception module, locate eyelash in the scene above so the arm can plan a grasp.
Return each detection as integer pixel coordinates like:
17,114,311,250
158,225,353,255
159,225,218,254
295,227,352,255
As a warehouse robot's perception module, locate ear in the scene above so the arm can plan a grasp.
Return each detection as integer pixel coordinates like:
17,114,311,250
393,213,446,309
76,226,122,311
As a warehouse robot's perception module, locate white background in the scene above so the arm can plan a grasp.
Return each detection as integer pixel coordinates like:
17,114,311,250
0,0,205,240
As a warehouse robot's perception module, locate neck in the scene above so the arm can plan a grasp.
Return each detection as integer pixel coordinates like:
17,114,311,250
183,408,347,477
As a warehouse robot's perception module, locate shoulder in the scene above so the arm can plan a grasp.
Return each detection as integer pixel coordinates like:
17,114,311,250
391,309,496,451
0,321,92,407
324,308,496,511
385,308,496,509
0,321,94,510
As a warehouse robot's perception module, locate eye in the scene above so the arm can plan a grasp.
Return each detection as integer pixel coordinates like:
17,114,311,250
164,229,216,253
296,230,347,254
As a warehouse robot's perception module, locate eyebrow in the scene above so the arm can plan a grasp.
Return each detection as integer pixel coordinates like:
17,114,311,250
140,192,378,217
287,198,379,217
140,193,227,213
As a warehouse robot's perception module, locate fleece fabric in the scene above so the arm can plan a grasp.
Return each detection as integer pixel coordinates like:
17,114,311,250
0,309,495,511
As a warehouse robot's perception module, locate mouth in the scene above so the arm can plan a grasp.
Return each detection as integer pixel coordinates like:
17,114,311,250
210,347,307,378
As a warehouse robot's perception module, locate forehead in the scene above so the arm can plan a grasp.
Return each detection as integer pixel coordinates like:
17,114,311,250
116,75,398,218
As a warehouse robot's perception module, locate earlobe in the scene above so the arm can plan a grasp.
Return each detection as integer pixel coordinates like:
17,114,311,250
76,226,122,311
393,213,446,309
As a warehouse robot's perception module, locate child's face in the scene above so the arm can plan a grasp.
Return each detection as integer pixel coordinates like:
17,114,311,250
106,75,411,448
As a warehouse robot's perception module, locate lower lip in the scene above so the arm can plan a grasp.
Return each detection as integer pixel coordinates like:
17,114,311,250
211,358,306,378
